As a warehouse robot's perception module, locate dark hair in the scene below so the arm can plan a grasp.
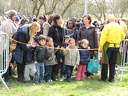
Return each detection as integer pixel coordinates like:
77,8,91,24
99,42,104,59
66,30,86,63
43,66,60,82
48,14,55,25
38,35,46,41
92,21,99,28
46,37,52,42
66,20,75,29
39,15,46,22
9,40,17,45
53,14,61,26
83,14,92,24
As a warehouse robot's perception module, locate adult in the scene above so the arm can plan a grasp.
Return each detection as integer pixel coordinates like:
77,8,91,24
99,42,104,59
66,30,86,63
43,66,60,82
34,15,46,43
65,20,78,43
20,15,29,26
48,14,64,81
1,10,17,37
99,14,125,82
43,15,53,36
12,22,40,82
28,14,33,24
78,14,98,78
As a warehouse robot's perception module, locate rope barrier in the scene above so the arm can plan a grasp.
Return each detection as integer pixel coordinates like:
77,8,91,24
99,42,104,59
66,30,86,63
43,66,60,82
9,37,98,51
9,37,27,45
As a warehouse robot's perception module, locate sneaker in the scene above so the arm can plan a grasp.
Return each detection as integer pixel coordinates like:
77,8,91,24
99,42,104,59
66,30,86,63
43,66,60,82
5,80,11,82
67,78,71,82
45,79,52,83
40,80,44,83
34,81,39,84
52,79,58,81
87,76,91,79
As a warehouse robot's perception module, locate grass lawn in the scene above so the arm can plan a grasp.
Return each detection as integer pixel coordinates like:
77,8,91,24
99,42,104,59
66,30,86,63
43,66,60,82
0,73,128,96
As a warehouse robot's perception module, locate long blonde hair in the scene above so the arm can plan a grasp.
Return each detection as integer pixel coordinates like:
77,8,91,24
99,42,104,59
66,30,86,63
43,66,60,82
29,22,40,43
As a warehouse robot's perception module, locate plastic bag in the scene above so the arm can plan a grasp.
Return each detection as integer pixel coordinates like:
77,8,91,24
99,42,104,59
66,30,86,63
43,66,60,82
87,59,99,73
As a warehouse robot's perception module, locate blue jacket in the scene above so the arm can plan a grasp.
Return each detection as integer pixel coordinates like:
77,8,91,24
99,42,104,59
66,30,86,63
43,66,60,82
79,46,90,65
12,26,30,64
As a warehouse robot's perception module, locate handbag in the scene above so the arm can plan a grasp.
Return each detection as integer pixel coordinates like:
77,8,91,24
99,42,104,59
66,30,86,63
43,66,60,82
87,59,99,73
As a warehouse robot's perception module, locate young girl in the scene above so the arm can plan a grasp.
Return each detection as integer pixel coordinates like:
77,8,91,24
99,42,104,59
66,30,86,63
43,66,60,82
62,38,80,82
76,39,90,81
44,37,57,82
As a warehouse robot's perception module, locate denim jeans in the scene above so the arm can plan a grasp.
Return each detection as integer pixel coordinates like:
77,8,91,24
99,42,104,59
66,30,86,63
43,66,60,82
66,65,74,79
60,56,66,77
34,62,45,82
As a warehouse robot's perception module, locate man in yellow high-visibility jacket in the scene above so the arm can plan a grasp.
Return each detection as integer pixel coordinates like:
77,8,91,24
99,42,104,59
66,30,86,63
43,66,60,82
99,14,125,82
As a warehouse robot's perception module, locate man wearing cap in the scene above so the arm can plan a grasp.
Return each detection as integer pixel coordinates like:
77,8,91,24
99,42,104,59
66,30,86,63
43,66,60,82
99,14,125,82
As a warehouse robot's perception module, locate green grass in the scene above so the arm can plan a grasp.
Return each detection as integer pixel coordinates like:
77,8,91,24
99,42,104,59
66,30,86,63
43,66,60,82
0,73,128,96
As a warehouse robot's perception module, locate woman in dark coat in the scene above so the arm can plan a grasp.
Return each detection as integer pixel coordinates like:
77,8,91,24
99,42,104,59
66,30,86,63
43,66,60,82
64,20,78,43
48,14,64,81
78,14,98,78
12,22,40,82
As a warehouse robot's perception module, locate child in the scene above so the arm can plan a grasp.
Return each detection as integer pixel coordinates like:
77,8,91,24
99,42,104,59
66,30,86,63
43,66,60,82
44,37,57,82
3,40,17,82
62,38,80,82
34,35,47,83
24,43,36,82
76,39,90,81
60,35,70,78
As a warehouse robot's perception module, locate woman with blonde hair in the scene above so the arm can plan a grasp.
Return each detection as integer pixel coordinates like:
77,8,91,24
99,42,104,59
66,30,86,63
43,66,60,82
12,22,40,82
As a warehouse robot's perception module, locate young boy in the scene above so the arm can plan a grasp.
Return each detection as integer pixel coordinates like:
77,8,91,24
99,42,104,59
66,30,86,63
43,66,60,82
34,35,47,83
24,43,36,82
3,40,17,82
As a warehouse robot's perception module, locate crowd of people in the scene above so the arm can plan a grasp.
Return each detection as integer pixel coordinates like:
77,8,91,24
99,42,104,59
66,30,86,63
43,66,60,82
0,9,127,84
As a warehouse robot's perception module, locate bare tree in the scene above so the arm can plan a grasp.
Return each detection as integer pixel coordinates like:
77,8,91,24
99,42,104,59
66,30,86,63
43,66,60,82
60,0,77,16
88,0,106,21
43,0,60,15
31,0,45,16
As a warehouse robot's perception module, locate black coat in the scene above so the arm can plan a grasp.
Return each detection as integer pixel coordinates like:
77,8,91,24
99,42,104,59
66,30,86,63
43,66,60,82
78,25,98,49
12,26,30,64
48,26,64,47
34,46,49,63
24,46,35,64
